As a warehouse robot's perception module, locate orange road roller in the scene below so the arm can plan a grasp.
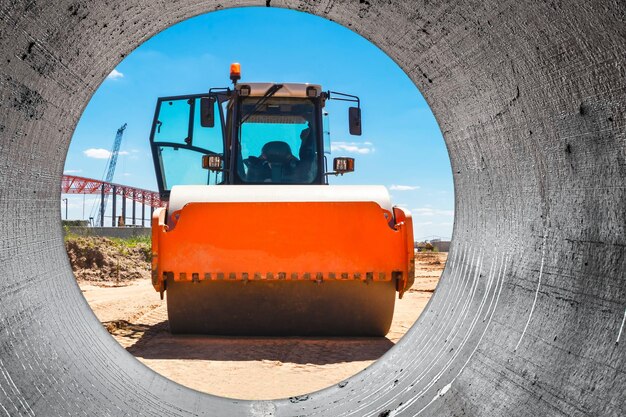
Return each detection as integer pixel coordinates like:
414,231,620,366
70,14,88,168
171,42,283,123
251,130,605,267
149,64,415,336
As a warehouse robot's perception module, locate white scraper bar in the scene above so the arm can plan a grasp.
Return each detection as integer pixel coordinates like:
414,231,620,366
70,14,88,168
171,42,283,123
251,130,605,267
168,185,392,214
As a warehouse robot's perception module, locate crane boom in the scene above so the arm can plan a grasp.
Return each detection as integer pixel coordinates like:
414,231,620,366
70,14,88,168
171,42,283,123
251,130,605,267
97,123,127,226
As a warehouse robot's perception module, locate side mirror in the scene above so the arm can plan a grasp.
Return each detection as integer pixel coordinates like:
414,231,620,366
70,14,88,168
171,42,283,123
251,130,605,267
333,157,355,175
348,107,362,136
200,97,215,127
202,154,223,171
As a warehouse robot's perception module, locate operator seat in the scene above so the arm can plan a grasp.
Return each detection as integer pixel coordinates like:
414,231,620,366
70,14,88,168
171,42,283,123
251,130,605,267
262,141,295,164
261,141,298,182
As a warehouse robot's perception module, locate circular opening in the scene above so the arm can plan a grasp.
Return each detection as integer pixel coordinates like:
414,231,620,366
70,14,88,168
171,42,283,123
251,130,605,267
61,7,453,400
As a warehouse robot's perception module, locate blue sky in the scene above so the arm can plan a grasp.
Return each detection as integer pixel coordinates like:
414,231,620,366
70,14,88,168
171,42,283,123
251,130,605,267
63,7,454,240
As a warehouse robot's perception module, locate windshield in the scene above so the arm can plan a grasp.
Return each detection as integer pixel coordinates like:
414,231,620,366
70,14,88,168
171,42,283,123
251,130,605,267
237,97,318,184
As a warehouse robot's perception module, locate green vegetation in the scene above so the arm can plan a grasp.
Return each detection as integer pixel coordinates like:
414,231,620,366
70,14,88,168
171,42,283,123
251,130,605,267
65,234,151,262
108,235,152,261
63,232,150,256
63,226,80,242
108,235,151,248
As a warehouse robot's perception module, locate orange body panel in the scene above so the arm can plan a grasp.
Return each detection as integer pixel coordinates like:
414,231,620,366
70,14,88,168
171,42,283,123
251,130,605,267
393,206,415,297
152,201,414,297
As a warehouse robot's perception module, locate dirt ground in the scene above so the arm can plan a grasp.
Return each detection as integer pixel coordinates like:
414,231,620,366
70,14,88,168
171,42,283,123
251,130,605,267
79,251,446,400
66,235,151,283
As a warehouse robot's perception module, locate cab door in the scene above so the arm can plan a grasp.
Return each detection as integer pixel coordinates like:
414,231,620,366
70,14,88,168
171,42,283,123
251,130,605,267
149,93,226,200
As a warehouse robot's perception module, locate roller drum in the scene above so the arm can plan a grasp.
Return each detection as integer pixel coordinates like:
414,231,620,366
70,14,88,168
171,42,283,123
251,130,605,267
166,279,396,336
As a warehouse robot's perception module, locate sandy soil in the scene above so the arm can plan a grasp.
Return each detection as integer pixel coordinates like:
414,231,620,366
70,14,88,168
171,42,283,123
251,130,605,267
79,252,447,400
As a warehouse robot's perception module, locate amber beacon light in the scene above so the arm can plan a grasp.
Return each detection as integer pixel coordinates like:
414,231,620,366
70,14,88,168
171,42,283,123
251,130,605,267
230,62,241,84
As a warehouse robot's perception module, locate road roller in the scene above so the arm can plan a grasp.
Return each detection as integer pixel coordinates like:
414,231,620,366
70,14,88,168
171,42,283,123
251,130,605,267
149,64,415,336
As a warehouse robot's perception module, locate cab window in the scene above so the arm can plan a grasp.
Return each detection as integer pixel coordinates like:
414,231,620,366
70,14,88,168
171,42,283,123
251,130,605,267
151,95,224,191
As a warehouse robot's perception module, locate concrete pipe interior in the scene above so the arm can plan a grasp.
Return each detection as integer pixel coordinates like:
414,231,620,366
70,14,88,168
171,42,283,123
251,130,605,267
0,1,624,416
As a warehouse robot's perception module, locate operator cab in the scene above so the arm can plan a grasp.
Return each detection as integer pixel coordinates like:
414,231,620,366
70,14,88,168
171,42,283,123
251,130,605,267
150,63,360,201
231,82,323,185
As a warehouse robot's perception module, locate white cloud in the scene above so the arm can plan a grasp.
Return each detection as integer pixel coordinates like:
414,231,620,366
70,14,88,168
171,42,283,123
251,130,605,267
412,207,455,217
331,141,375,155
83,148,129,159
83,148,110,159
106,69,124,80
63,169,82,174
390,184,420,191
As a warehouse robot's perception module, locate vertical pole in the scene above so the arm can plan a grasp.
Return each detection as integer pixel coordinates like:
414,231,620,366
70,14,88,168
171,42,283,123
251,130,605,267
132,191,136,226
121,189,126,227
142,197,145,227
112,185,117,227
100,184,105,227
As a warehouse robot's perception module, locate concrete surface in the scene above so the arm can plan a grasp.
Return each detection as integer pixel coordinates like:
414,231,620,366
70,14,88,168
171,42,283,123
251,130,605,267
0,1,624,416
